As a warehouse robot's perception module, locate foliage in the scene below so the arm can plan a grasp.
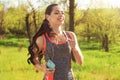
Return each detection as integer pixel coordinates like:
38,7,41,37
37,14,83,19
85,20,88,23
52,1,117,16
0,4,5,34
3,5,28,36
75,8,120,51
0,1,120,52
0,4,3,11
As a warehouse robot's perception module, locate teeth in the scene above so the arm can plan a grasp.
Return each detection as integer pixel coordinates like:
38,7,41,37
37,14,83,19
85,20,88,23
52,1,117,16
58,18,63,21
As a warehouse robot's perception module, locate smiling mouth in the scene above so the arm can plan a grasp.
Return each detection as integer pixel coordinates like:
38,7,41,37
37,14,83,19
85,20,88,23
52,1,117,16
58,18,64,21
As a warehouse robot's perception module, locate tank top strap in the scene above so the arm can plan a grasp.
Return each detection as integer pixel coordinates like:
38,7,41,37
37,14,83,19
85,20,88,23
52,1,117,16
63,31,76,62
41,34,46,54
41,33,52,53
63,31,72,40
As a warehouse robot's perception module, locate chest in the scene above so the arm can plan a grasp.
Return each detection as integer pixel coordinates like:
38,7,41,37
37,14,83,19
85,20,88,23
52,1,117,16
44,41,71,60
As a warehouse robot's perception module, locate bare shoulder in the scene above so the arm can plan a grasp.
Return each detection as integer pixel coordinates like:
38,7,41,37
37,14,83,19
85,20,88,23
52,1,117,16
66,31,76,38
36,36,43,44
36,35,44,50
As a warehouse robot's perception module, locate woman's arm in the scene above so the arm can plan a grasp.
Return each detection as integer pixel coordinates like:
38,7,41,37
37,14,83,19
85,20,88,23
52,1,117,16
67,31,84,66
32,36,46,73
32,36,55,74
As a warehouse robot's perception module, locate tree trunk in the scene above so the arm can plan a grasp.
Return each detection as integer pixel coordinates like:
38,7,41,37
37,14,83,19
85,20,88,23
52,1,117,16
25,13,32,44
69,0,75,32
102,34,109,52
27,0,37,33
32,9,37,33
0,10,5,34
104,34,109,52
86,24,91,42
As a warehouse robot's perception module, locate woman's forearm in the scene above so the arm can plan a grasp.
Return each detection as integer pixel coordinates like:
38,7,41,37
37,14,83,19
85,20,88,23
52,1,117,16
72,48,84,66
34,63,46,73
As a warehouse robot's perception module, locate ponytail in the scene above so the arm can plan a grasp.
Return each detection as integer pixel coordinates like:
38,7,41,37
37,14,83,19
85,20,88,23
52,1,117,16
27,19,52,65
27,3,58,65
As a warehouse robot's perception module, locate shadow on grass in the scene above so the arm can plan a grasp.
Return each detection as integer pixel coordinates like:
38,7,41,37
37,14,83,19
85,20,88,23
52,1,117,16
79,40,101,51
0,38,29,48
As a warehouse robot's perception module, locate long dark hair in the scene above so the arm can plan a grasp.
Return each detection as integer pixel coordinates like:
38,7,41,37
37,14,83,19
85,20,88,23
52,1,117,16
27,4,58,65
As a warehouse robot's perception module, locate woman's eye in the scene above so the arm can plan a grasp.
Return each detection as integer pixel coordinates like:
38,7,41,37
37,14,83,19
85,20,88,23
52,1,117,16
54,12,64,15
62,12,64,14
54,13,59,14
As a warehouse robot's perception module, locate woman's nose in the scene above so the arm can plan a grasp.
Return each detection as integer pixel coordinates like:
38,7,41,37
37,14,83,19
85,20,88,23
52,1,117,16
59,12,64,17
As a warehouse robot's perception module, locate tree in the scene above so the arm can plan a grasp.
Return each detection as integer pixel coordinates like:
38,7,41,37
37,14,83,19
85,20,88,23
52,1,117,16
25,0,41,44
25,13,32,44
83,8,120,52
69,0,75,32
0,4,5,35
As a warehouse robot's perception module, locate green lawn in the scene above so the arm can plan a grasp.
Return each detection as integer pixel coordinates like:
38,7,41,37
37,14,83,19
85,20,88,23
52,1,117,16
0,46,44,80
0,38,120,80
73,50,120,80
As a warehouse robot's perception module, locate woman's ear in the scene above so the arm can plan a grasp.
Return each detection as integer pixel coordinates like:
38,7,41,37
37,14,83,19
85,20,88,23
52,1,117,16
45,15,50,21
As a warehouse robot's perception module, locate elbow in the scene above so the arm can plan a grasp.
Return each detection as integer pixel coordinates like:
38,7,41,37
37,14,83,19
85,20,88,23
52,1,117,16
77,57,84,66
77,61,83,66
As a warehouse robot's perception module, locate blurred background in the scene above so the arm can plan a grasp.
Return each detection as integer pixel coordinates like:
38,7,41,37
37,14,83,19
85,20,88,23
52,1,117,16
0,0,120,80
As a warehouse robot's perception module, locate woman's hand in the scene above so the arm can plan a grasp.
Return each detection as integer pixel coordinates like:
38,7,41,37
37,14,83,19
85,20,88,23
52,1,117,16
66,31,84,65
40,64,55,74
68,39,76,49
46,68,55,74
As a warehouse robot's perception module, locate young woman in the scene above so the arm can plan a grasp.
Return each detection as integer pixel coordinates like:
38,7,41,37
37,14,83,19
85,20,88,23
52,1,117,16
28,4,84,80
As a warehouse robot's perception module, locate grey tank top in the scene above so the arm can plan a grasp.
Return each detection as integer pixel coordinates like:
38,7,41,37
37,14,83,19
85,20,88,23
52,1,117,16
44,32,74,80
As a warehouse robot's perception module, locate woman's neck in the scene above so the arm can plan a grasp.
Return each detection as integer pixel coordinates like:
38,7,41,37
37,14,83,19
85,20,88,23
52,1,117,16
52,27,62,35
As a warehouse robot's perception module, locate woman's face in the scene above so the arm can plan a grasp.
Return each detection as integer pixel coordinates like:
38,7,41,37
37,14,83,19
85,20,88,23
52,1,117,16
47,5,65,27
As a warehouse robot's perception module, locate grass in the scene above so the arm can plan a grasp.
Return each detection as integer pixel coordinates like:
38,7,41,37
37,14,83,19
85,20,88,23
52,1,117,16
0,46,44,80
0,38,120,80
73,50,120,80
73,40,120,80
